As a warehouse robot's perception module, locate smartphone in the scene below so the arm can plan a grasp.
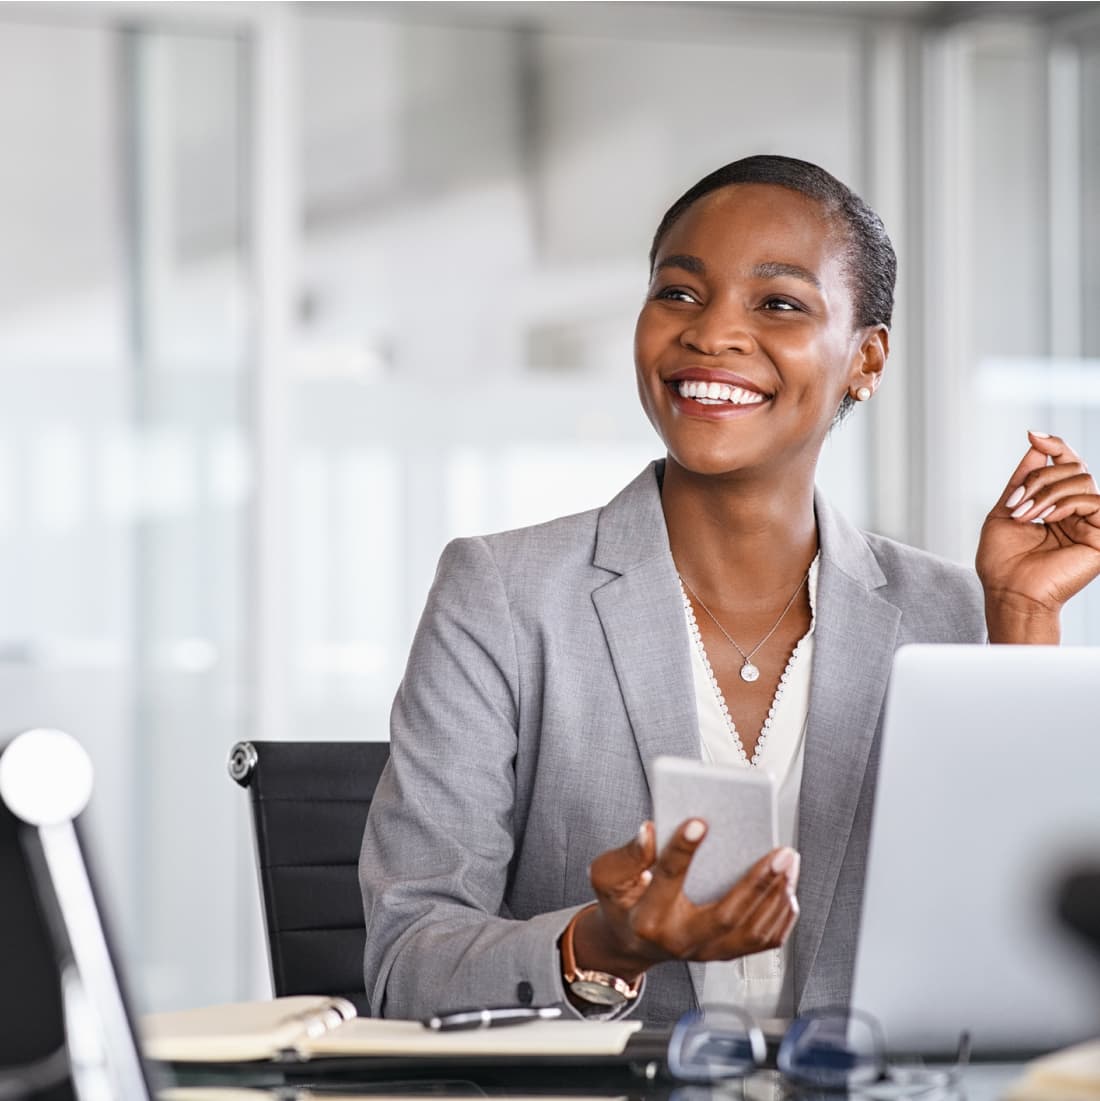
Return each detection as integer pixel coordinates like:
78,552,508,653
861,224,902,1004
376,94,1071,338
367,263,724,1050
652,756,779,905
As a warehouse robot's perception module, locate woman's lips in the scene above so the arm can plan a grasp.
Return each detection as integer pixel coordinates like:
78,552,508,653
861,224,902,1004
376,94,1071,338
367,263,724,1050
674,378,767,406
665,377,771,417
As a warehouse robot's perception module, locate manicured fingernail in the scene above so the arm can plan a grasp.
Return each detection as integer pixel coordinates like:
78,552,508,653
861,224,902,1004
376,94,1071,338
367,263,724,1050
789,851,802,881
684,819,705,842
639,869,653,886
1005,486,1025,509
771,848,795,874
637,823,649,845
1030,430,1051,438
1011,499,1034,519
1038,505,1055,520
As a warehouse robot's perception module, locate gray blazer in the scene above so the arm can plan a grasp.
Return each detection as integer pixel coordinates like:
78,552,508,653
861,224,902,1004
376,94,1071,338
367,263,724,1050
360,462,986,1023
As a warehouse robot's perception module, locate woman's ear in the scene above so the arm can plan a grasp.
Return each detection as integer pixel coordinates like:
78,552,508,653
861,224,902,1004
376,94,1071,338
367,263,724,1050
849,325,889,399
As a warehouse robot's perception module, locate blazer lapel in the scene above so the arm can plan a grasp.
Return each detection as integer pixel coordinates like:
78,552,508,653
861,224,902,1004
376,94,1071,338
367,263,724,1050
793,495,900,1009
591,463,705,1007
590,463,701,800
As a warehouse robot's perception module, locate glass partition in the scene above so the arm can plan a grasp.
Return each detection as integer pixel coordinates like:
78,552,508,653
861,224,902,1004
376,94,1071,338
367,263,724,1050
0,14,253,1010
289,8,873,746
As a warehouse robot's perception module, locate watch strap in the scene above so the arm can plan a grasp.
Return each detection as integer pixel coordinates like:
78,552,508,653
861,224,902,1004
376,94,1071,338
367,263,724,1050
560,904,640,1004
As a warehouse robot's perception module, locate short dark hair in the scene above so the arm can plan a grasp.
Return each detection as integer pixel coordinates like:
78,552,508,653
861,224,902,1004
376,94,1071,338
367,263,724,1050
649,155,896,422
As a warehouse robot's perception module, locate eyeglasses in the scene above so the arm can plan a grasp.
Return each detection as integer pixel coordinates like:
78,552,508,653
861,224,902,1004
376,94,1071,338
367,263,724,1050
667,1005,970,1098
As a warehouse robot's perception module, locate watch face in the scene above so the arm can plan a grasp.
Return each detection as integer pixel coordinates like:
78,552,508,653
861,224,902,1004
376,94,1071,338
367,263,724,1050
570,979,628,1007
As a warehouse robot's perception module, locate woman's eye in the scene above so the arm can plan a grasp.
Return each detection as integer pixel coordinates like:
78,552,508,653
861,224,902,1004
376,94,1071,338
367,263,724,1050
655,287,699,304
762,297,802,312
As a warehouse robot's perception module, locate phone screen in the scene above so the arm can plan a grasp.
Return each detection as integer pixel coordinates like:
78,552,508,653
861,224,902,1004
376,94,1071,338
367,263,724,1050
652,756,778,905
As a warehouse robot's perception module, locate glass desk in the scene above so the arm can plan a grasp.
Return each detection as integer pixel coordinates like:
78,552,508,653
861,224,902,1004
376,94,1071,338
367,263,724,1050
154,1059,1028,1101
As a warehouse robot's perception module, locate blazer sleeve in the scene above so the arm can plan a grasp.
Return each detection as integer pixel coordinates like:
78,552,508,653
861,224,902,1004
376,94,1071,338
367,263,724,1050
359,536,641,1019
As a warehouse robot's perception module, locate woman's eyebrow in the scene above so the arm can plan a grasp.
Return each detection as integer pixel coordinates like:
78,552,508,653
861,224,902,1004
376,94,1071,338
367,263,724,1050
654,254,705,275
654,255,823,289
751,261,822,289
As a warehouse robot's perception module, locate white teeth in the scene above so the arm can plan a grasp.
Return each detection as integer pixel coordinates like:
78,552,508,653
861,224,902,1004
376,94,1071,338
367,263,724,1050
676,380,766,406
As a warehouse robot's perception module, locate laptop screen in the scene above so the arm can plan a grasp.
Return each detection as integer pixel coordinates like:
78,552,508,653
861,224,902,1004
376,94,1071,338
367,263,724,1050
0,798,74,1100
0,730,153,1101
851,645,1100,1057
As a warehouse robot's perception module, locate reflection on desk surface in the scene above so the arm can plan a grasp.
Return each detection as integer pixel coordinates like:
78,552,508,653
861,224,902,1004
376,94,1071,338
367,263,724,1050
159,1091,632,1101
158,1063,1029,1101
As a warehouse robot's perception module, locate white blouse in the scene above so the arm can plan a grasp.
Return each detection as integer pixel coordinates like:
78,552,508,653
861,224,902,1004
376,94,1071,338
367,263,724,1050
683,557,819,1020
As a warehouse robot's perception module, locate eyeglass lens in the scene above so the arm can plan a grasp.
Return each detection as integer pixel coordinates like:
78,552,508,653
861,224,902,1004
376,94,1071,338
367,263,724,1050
669,1006,765,1081
671,1006,886,1089
777,1010,884,1089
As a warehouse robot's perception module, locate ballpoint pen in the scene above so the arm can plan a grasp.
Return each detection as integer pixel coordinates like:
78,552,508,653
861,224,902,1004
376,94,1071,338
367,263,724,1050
423,1005,564,1031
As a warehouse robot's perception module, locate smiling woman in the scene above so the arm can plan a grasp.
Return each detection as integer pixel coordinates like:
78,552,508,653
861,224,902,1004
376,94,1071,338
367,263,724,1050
636,183,885,491
359,155,1100,1025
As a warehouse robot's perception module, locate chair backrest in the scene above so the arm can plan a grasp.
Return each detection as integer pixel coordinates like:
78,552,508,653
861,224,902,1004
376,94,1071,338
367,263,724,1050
228,739,390,1013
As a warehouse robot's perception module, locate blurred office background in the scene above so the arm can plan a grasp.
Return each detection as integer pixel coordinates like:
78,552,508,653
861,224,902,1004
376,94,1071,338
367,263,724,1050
1,0,1099,1012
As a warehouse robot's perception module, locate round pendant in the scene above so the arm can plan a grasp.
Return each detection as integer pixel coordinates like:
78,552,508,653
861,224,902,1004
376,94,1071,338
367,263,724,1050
740,662,760,683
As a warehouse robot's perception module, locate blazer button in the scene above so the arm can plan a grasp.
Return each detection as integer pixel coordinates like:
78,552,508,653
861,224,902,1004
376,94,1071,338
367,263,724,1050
516,980,534,1005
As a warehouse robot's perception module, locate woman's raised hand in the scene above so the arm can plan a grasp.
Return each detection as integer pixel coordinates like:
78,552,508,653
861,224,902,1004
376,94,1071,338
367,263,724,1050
977,432,1100,643
570,819,800,981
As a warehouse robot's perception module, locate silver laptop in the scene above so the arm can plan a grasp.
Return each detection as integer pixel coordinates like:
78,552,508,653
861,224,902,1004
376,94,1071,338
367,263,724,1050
851,644,1100,1057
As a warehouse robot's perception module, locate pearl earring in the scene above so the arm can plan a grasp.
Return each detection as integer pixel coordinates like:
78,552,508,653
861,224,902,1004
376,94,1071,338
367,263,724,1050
855,387,872,401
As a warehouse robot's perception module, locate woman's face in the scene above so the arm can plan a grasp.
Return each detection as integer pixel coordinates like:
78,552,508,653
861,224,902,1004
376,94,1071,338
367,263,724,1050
634,183,885,483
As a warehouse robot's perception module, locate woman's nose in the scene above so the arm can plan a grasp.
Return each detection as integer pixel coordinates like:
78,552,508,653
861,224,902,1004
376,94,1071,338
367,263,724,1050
679,306,755,356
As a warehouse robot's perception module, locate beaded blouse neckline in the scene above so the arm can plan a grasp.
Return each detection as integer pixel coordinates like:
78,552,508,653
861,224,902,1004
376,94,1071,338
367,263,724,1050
678,555,819,767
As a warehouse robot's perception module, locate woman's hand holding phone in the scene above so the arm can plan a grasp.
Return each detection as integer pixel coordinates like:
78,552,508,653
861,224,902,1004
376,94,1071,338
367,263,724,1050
570,819,801,981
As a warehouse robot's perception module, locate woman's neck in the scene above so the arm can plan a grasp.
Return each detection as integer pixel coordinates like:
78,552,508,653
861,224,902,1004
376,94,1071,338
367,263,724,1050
661,459,819,598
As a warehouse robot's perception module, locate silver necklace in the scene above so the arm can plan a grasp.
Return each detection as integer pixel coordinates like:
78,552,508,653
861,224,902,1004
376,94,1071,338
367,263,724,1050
678,569,810,683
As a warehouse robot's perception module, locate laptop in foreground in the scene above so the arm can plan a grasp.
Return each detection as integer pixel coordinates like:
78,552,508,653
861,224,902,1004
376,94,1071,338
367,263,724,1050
851,644,1100,1058
0,728,154,1100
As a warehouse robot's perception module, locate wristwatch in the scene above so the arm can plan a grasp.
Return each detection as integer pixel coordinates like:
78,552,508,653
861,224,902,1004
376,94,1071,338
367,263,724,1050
560,904,641,1008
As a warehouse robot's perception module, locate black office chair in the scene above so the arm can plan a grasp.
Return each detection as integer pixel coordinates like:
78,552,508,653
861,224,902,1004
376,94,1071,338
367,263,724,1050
228,739,390,1014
